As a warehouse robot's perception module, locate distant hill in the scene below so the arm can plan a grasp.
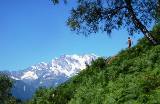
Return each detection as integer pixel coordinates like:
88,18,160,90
1,54,97,100
28,29,160,103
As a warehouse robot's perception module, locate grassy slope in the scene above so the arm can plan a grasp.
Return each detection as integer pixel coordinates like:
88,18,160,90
28,25,160,104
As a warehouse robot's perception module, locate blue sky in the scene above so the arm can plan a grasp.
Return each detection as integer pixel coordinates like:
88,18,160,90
0,0,142,71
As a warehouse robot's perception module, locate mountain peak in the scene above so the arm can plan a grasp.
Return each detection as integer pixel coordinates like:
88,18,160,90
5,54,98,100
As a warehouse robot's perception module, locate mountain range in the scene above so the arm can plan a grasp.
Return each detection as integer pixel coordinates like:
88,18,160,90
1,54,97,100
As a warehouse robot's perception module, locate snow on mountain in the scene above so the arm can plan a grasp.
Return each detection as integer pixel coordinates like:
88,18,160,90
21,71,38,80
7,54,98,100
11,54,97,80
11,76,20,80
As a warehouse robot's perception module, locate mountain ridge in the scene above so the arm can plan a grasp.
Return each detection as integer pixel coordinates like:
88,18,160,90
1,54,97,100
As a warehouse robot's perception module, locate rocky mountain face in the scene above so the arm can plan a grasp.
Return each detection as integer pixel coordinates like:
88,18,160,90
3,54,97,100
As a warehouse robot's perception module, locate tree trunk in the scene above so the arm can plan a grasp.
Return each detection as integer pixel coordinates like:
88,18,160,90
125,0,158,45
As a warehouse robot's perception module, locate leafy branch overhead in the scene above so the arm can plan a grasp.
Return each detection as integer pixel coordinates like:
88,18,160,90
52,0,160,45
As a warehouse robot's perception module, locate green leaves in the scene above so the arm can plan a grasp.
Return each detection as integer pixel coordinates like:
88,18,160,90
51,0,67,5
52,0,160,44
0,74,20,104
52,0,59,5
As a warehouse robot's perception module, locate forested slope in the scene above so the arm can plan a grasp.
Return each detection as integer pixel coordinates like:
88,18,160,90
28,24,160,104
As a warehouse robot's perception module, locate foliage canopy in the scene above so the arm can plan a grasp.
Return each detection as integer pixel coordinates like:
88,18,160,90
0,73,21,104
53,0,160,45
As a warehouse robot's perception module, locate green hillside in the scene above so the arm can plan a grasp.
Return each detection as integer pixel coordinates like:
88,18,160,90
28,24,160,104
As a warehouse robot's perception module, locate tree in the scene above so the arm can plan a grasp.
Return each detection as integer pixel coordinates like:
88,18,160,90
52,0,160,45
0,73,20,104
0,74,13,103
156,0,160,21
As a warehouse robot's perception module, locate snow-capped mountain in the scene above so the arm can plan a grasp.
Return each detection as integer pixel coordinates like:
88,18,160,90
4,54,97,100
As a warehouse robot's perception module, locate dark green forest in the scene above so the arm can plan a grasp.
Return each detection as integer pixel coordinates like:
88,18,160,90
27,24,160,104
0,74,22,104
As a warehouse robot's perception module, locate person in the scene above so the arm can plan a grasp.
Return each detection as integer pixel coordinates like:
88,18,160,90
128,37,132,48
